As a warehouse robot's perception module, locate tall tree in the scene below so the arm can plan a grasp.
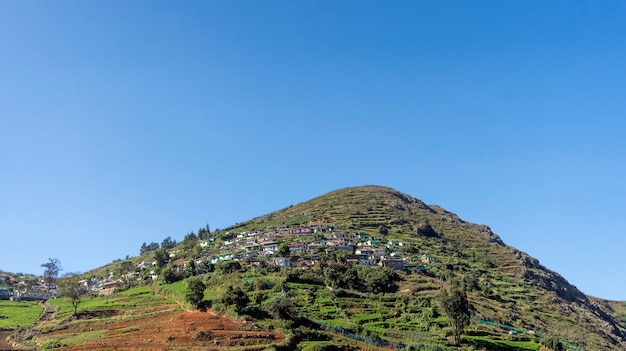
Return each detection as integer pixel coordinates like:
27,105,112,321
221,285,249,313
185,278,206,308
154,248,169,268
58,273,84,315
41,258,62,290
140,242,159,255
276,242,290,257
161,236,177,249
440,285,471,345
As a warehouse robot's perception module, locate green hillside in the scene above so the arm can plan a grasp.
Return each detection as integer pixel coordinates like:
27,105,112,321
219,185,626,349
5,185,626,350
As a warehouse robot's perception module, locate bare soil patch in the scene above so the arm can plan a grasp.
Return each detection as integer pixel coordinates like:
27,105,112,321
51,310,283,350
0,331,12,351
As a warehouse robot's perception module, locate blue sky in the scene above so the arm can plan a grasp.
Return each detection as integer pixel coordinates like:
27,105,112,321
1,1,625,300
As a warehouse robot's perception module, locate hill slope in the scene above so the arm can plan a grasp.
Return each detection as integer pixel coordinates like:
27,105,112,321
9,185,626,350
226,185,626,349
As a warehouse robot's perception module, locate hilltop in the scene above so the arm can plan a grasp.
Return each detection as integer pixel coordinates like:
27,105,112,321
4,185,626,350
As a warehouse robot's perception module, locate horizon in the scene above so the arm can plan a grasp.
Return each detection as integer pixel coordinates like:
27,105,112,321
1,1,625,301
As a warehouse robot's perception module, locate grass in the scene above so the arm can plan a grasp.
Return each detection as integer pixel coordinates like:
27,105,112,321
0,300,43,329
55,329,108,345
47,285,177,321
5,185,618,349
463,335,540,350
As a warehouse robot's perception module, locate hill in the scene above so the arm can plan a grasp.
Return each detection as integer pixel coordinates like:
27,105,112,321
4,185,626,350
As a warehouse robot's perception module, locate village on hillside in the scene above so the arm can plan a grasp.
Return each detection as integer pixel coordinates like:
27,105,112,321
1,223,437,299
99,223,435,293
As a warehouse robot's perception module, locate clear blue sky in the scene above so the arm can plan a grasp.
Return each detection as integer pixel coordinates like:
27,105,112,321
1,1,625,300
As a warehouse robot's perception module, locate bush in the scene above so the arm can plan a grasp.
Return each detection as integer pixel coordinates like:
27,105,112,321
267,296,297,320
221,285,250,313
185,278,206,308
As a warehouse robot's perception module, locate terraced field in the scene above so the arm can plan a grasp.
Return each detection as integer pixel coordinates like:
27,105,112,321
16,286,283,350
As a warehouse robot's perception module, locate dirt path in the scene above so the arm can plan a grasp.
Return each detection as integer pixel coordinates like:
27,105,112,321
0,331,13,351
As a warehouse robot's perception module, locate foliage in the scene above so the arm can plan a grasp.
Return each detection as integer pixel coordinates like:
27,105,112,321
267,295,297,319
161,267,184,284
217,260,241,274
161,236,177,249
196,260,214,274
277,242,291,257
540,334,565,351
41,258,62,287
57,272,85,315
221,285,249,313
182,231,198,250
140,242,159,254
338,265,399,293
416,221,437,238
153,248,169,268
185,277,206,308
197,224,211,240
439,285,470,345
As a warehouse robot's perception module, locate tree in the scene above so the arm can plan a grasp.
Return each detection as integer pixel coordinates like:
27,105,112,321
276,242,290,257
378,225,388,236
440,285,471,345
58,273,84,315
161,267,183,284
196,260,214,274
198,224,211,240
140,242,159,255
182,231,198,249
221,285,249,313
41,258,62,290
541,334,565,351
267,295,296,319
185,278,206,308
161,236,177,249
217,260,241,274
154,248,169,268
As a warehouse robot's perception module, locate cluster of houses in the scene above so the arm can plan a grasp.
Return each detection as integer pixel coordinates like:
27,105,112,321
0,273,56,301
1,223,437,299
158,224,433,275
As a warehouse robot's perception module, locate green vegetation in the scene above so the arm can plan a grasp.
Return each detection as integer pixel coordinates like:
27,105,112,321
0,300,43,328
2,186,625,350
184,277,206,308
440,284,471,345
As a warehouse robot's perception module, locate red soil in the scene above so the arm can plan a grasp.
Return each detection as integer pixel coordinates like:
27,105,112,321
53,310,283,351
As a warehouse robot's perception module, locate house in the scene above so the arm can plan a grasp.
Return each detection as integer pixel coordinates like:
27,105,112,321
299,259,318,268
288,243,303,252
125,272,139,280
355,258,377,266
387,241,400,248
347,255,377,266
273,257,291,267
244,244,262,253
306,243,324,251
262,241,279,253
379,258,405,270
355,248,374,256
103,280,123,290
0,288,10,300
365,239,381,247
138,261,156,269
20,290,55,301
